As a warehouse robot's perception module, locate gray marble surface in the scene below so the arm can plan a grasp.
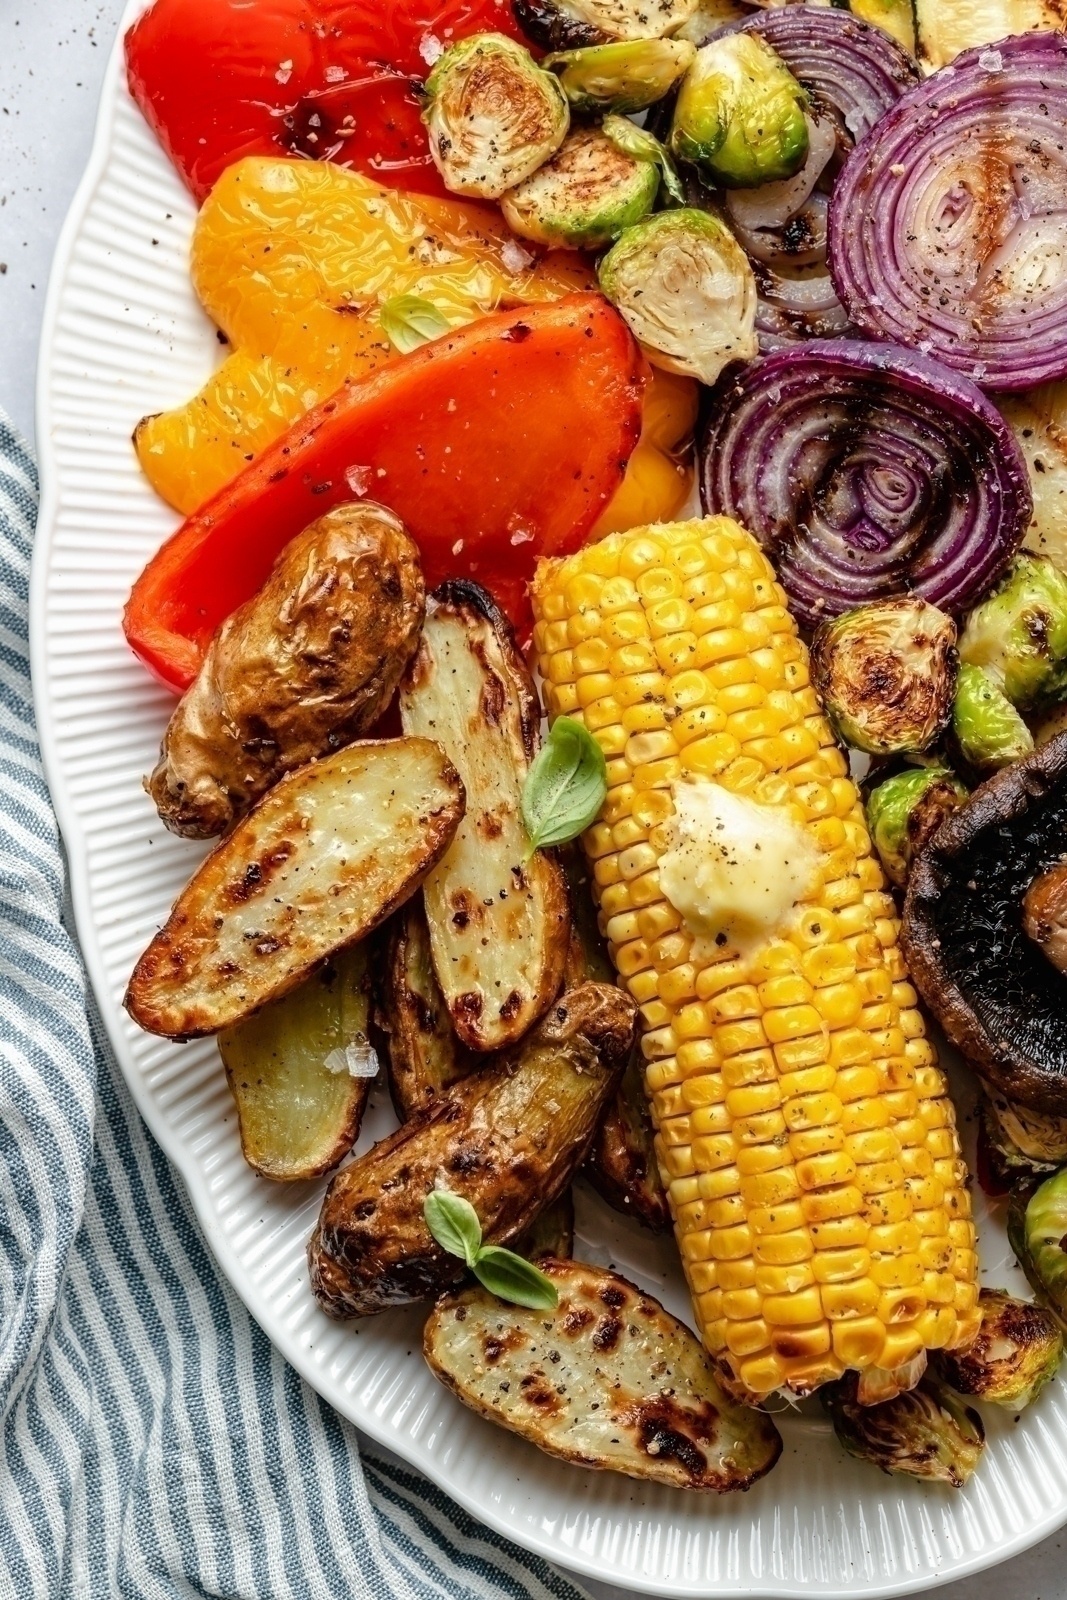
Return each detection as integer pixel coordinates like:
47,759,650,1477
5,2,1065,1595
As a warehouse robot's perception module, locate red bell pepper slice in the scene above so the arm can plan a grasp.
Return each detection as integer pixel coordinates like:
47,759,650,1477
125,0,529,205
124,295,645,692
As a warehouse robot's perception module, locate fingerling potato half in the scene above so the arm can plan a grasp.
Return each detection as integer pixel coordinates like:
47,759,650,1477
126,737,464,1039
379,898,476,1119
399,581,569,1052
308,982,636,1318
424,1259,783,1492
149,501,425,839
219,943,374,1181
517,1187,575,1261
563,854,669,1232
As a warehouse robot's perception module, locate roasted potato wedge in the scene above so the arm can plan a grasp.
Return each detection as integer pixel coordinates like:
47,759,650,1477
149,502,425,839
308,982,636,1318
379,899,475,1119
516,1188,575,1260
219,943,373,1180
126,737,464,1039
563,853,669,1232
399,581,569,1052
424,1259,783,1492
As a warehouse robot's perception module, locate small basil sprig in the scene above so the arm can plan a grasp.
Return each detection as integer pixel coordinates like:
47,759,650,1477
379,294,450,354
521,716,607,856
424,1190,559,1311
603,115,686,206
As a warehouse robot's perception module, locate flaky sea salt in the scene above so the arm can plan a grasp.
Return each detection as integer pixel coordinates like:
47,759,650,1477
419,31,444,65
345,464,372,496
276,58,293,84
501,237,535,275
324,63,347,83
324,1042,380,1078
978,48,1003,71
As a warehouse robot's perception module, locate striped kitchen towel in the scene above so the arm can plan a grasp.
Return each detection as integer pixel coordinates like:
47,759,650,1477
0,411,592,1600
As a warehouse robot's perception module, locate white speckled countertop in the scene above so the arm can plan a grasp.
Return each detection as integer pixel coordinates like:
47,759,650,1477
3,3,1065,1596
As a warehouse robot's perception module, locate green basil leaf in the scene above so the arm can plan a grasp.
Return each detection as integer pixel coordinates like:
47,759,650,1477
379,294,450,355
522,716,607,855
424,1190,483,1268
472,1246,560,1311
602,115,686,207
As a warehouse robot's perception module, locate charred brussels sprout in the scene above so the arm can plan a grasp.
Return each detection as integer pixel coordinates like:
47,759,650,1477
932,1289,1062,1410
952,662,1034,772
669,34,809,189
424,34,569,199
501,126,658,249
810,599,958,756
1013,1166,1067,1331
544,38,695,114
598,208,757,385
866,767,967,889
512,0,699,51
960,554,1067,713
822,1372,985,1488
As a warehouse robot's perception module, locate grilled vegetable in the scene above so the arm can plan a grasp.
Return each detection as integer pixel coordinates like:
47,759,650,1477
984,1091,1067,1178
400,583,569,1052
1023,861,1067,978
960,555,1067,714
148,502,425,839
380,899,475,1120
902,732,1067,1115
501,127,658,250
1001,382,1067,575
424,1259,783,1491
932,1288,1062,1410
544,38,695,114
914,0,1067,73
517,1189,575,1259
423,33,569,199
670,33,808,189
125,737,465,1039
218,944,373,1181
308,982,636,1317
828,35,1067,392
848,0,915,55
822,1372,985,1487
598,209,757,386
1012,1167,1067,1330
533,516,981,1403
952,664,1034,773
866,768,968,890
701,341,1031,634
978,1095,1062,1195
811,600,958,757
512,0,699,51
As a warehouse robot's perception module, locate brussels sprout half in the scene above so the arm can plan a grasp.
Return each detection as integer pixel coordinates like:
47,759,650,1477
598,208,757,385
424,33,569,199
501,126,659,249
960,553,1067,713
810,598,958,757
513,0,699,51
822,1372,985,1488
952,662,1034,772
670,33,809,189
866,766,967,889
1012,1166,1067,1333
544,38,696,114
932,1288,1062,1410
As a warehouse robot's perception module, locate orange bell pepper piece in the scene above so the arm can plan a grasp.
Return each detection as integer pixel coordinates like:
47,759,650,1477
125,295,645,692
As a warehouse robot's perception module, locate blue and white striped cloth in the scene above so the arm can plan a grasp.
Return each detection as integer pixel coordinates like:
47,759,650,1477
0,411,592,1600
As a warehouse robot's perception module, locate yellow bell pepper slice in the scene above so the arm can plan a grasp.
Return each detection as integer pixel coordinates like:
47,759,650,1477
135,155,696,532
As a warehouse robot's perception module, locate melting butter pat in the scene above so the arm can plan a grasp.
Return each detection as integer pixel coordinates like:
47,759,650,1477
658,779,820,953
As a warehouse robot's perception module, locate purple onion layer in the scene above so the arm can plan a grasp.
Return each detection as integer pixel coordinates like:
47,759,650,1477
828,32,1067,392
700,340,1032,630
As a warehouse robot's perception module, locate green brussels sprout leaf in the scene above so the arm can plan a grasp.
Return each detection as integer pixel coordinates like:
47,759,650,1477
603,115,686,205
953,662,1034,771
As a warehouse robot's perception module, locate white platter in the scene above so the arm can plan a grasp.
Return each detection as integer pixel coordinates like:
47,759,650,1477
30,5,1067,1594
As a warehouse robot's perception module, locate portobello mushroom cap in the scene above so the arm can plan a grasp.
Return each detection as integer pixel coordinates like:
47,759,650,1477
903,729,1067,1115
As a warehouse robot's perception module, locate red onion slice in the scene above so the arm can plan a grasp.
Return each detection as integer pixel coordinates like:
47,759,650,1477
829,33,1067,392
700,340,1032,630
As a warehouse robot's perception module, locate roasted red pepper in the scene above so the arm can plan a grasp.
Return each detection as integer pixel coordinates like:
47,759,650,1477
124,296,645,691
125,0,527,204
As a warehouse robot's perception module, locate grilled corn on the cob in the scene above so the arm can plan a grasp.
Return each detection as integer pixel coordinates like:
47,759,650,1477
532,517,980,1402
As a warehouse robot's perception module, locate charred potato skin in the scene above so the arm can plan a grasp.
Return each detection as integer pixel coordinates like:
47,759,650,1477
126,738,465,1039
424,1258,783,1491
378,899,476,1119
587,1050,671,1233
149,502,425,839
308,982,636,1318
400,580,570,1052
